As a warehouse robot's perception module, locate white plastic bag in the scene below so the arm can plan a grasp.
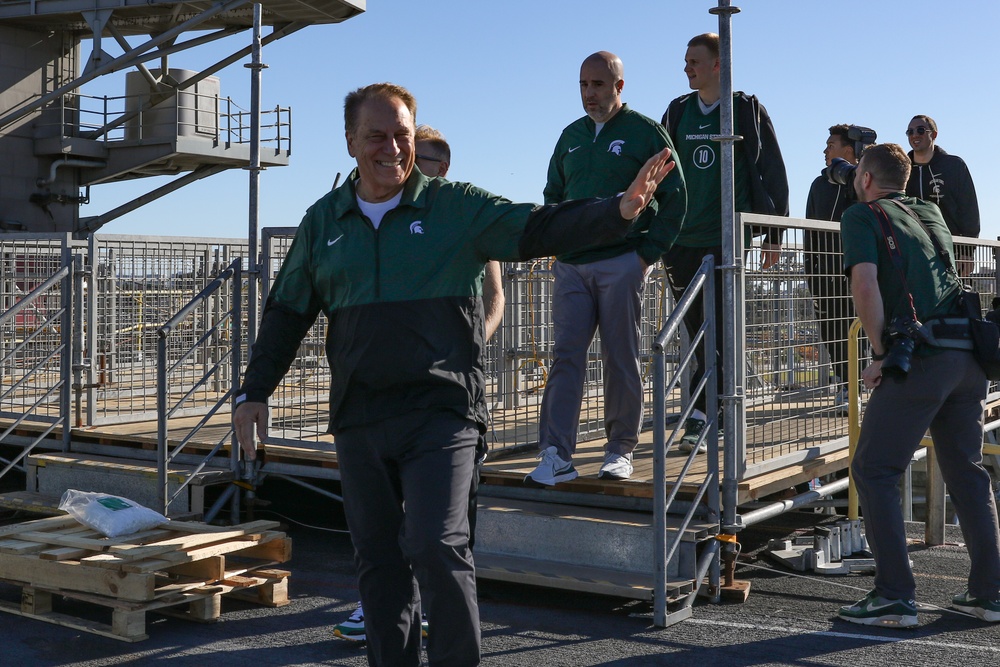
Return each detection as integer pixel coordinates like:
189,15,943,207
58,489,168,538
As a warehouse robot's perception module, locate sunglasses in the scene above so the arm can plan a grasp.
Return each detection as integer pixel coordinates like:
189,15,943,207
416,154,443,163
905,126,931,136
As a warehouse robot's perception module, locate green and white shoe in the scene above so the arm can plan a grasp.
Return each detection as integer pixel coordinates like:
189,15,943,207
838,589,918,628
952,591,1000,622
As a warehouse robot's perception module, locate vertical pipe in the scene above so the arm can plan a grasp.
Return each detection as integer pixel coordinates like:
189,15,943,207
60,239,74,453
157,330,168,515
703,258,721,598
711,0,744,534
652,347,667,626
72,252,85,430
86,235,98,426
246,4,263,350
230,261,243,522
847,318,862,520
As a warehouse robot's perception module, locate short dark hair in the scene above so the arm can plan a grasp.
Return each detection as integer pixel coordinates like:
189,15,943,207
687,33,720,58
910,114,937,133
859,143,910,191
415,125,451,162
828,124,852,147
344,82,417,136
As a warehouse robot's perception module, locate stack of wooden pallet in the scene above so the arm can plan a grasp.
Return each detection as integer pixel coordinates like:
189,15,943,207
0,515,291,641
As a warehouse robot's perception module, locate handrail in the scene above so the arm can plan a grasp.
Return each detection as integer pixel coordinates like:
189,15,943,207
0,248,75,483
156,257,242,516
0,266,69,326
652,254,719,628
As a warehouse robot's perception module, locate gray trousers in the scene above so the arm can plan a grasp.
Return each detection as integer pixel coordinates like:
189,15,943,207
538,252,648,459
853,350,1000,601
336,410,480,667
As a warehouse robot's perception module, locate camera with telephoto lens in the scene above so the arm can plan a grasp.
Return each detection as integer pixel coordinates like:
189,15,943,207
880,315,931,377
822,125,878,200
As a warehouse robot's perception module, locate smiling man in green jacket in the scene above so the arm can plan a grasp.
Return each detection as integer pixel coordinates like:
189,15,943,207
233,82,675,667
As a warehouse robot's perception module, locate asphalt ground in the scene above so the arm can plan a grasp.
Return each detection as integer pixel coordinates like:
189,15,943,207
2,484,999,667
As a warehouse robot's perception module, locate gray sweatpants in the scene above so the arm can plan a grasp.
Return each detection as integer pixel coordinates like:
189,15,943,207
853,350,1000,601
336,410,480,667
538,251,648,459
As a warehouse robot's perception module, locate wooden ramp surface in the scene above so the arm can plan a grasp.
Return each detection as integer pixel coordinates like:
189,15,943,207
1,391,858,505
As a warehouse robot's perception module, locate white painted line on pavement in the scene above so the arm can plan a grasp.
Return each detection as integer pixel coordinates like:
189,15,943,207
686,618,1000,653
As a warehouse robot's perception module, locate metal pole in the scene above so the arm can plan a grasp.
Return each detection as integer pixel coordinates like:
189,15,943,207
246,4,265,350
231,262,243,523
60,238,74,453
157,331,168,515
710,0,744,536
652,348,667,626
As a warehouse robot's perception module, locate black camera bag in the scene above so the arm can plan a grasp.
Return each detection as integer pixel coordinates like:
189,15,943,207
874,198,1000,380
957,289,1000,380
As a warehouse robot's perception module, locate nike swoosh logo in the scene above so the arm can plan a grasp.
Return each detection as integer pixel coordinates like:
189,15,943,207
568,146,580,153
699,123,711,129
327,235,344,246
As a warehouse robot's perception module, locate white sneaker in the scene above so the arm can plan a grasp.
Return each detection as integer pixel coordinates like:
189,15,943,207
333,601,366,641
598,452,633,480
524,446,578,486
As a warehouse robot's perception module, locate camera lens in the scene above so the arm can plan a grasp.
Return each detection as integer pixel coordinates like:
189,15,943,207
881,336,916,377
824,158,857,187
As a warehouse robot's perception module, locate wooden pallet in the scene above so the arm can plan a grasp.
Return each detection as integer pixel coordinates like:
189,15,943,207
0,516,292,641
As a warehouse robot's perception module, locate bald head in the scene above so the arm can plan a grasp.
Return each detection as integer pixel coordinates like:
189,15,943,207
579,51,624,123
583,51,624,80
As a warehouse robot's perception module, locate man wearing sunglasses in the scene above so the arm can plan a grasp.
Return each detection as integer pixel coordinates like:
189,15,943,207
904,115,980,275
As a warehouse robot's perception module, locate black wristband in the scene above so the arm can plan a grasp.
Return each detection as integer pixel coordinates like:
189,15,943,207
871,350,888,361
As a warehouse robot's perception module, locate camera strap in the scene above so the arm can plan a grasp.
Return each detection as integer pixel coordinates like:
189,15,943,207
882,199,960,280
869,199,975,346
867,200,920,323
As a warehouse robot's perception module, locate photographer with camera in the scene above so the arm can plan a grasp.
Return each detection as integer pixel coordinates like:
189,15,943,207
837,143,1000,628
805,124,875,412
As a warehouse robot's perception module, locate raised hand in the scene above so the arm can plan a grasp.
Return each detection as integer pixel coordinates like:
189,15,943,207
620,147,675,219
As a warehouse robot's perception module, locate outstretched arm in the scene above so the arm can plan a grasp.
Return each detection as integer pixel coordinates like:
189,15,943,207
620,148,676,220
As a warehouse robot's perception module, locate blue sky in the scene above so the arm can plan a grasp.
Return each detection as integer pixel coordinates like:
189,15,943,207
81,0,1000,242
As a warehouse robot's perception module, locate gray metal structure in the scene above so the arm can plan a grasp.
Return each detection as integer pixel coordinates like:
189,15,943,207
652,255,720,627
0,0,365,234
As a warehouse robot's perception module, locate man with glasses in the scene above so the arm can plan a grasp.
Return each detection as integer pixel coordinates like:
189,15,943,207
904,115,979,275
525,51,686,485
414,125,505,342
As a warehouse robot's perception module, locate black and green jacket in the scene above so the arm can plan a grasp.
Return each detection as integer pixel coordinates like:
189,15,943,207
240,168,641,433
544,104,686,265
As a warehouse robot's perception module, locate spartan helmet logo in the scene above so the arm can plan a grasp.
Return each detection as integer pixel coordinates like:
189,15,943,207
409,221,424,235
608,140,625,155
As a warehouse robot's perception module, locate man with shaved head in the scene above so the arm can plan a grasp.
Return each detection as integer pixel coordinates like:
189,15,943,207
526,51,686,486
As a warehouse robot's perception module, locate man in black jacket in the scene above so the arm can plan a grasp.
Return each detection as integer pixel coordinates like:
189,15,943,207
804,124,868,412
904,115,980,275
660,32,789,451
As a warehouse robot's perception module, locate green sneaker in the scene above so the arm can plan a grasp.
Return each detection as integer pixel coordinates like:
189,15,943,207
951,591,1000,622
838,590,918,628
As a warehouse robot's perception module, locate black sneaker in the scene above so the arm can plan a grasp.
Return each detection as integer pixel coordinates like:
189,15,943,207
678,417,707,454
838,589,918,628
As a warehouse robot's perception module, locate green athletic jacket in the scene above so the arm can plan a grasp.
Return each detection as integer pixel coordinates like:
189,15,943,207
544,104,686,265
239,168,642,433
